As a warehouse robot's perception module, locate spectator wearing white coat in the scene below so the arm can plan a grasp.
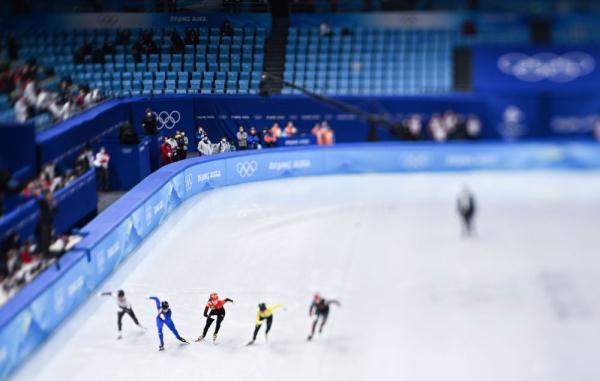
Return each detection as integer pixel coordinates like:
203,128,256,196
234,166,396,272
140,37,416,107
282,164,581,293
197,136,213,156
14,96,31,122
215,137,231,153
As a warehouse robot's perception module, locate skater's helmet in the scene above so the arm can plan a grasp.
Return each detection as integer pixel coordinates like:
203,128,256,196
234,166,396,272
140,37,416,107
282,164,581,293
117,290,125,298
209,292,218,301
258,303,266,311
313,293,321,302
161,301,169,310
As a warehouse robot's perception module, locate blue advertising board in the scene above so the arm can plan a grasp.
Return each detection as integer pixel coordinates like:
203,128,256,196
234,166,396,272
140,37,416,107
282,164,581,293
0,12,270,31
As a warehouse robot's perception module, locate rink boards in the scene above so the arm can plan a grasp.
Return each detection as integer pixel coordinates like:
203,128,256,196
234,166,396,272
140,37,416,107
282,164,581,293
1,141,600,379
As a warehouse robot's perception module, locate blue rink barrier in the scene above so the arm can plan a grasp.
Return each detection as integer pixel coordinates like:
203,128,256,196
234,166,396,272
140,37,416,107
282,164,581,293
0,169,97,245
1,142,600,378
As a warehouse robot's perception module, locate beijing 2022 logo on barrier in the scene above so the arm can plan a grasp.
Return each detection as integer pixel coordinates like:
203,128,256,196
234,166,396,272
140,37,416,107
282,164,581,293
497,52,596,82
153,111,181,129
236,160,258,178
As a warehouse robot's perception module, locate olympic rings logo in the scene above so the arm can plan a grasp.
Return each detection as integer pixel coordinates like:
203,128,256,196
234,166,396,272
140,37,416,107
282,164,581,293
497,52,596,83
236,160,258,178
153,111,181,129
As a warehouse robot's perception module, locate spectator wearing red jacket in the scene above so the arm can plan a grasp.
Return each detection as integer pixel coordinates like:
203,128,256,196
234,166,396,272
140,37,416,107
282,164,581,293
160,136,173,165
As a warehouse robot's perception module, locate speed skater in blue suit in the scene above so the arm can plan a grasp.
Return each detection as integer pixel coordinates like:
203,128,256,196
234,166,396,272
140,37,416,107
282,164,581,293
149,296,188,351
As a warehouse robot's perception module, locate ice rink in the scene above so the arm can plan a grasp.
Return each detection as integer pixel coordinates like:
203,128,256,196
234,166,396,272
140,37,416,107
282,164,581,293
11,171,600,381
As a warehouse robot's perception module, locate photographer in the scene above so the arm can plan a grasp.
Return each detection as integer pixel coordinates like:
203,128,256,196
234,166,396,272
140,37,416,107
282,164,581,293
141,108,157,135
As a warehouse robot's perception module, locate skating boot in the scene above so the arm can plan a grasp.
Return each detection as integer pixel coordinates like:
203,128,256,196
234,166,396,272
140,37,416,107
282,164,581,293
246,339,255,346
178,337,189,344
159,344,165,351
117,332,122,340
212,333,218,344
195,334,205,342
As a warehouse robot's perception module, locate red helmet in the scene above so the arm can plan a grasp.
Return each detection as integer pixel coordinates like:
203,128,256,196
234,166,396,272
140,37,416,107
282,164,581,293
209,292,218,301
313,293,321,302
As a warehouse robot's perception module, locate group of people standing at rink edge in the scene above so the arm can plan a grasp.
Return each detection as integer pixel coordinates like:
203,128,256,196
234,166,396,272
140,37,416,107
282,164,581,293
101,290,340,351
159,120,335,165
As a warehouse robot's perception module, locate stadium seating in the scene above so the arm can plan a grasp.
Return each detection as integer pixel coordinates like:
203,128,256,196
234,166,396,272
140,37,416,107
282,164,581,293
13,27,267,96
283,25,529,95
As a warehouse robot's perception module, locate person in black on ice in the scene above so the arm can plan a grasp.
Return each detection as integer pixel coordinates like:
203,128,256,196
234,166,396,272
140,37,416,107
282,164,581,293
308,293,340,341
457,186,476,236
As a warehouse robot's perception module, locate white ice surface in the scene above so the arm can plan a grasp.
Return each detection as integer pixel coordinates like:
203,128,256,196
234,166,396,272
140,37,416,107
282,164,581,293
10,172,600,381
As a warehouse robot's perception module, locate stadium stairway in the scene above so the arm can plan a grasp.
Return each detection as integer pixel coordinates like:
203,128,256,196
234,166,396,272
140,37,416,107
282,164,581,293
261,18,289,94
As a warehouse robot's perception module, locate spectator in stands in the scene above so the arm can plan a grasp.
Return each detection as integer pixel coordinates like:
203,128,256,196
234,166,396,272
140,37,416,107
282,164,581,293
466,115,481,140
196,126,207,147
428,113,448,142
236,126,248,150
117,29,132,46
118,121,140,145
13,59,38,89
320,22,332,37
170,30,185,54
94,146,110,192
197,136,213,156
442,110,459,138
320,121,335,145
215,137,231,153
175,132,187,160
6,32,19,61
168,135,179,161
19,239,36,265
167,0,177,12
14,95,34,123
142,109,158,135
91,44,105,64
1,234,21,279
161,136,174,165
221,21,234,37
312,121,335,145
247,127,261,149
0,63,14,94
396,114,422,141
58,77,73,99
262,128,275,148
131,39,143,63
270,122,282,142
102,37,117,55
185,28,199,45
329,0,338,12
35,86,55,112
282,121,298,137
49,96,75,121
73,41,92,65
35,191,57,265
75,145,94,175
